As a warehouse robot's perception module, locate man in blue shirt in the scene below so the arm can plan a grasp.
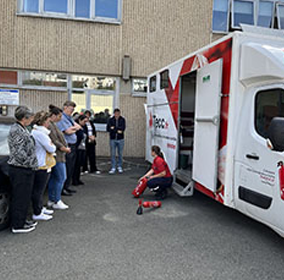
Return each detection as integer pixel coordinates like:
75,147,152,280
57,101,81,195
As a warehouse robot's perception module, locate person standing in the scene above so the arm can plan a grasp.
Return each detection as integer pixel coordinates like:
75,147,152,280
8,106,38,233
107,108,126,174
47,105,70,210
31,111,56,221
72,115,88,185
83,110,100,174
57,101,81,196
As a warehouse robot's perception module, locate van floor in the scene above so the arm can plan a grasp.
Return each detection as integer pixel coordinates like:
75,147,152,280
0,158,284,280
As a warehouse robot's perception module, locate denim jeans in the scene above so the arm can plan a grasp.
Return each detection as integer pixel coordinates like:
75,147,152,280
48,162,67,203
110,139,124,169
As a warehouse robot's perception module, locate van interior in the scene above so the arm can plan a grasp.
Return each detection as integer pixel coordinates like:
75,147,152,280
174,71,196,190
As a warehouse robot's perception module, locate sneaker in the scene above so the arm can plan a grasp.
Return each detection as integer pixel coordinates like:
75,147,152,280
84,171,89,174
47,200,54,207
95,170,101,175
25,220,38,227
52,200,69,210
32,213,53,221
42,207,54,215
118,167,123,174
12,224,36,234
109,168,116,174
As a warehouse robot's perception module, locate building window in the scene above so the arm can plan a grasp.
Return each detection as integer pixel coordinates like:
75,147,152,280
257,1,274,28
149,76,156,93
44,0,68,14
255,88,284,138
20,0,122,23
24,0,39,12
75,0,90,18
212,0,230,32
132,78,147,96
160,70,169,89
72,75,115,91
95,0,118,19
232,0,255,28
71,75,116,128
91,94,113,123
0,70,18,85
22,72,67,88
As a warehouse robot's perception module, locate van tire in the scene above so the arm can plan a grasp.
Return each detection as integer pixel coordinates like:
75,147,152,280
0,192,10,231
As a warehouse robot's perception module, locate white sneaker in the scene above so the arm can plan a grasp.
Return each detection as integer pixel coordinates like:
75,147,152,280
32,213,53,221
42,207,54,215
95,170,101,175
109,168,116,174
52,200,69,210
47,200,54,207
118,167,123,173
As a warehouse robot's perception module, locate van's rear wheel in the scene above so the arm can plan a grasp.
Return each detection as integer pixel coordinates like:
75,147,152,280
0,192,10,230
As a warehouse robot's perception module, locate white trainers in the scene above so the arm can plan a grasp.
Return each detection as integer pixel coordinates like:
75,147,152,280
52,200,69,210
118,167,123,173
32,213,53,221
109,168,116,174
42,207,54,215
95,170,101,175
47,200,54,207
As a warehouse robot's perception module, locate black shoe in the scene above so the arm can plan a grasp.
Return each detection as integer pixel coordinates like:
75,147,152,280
62,189,73,196
25,220,38,227
78,180,84,185
155,189,168,200
12,224,36,234
66,187,77,193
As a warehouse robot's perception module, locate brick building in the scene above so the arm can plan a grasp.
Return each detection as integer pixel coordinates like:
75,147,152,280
0,0,282,157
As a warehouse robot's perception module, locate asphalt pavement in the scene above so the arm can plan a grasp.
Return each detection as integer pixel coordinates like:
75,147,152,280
1,159,284,280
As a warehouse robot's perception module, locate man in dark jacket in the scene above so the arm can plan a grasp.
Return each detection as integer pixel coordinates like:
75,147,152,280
107,108,126,174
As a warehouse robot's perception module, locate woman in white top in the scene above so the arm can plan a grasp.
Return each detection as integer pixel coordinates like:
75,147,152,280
31,111,56,221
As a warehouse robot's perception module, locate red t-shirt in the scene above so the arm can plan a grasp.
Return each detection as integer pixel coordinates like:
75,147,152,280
151,156,172,178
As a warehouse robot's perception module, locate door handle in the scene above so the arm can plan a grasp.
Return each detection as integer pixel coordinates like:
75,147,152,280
246,154,259,160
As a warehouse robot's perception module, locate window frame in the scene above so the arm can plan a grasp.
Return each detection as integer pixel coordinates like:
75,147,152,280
212,0,231,34
254,86,284,139
276,2,284,29
231,0,256,29
257,0,275,28
131,78,147,97
149,76,157,93
18,0,122,24
160,70,169,90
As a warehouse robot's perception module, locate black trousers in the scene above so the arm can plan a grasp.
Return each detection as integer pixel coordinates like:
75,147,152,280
9,165,35,229
64,144,77,190
32,170,50,216
83,142,98,172
73,149,86,184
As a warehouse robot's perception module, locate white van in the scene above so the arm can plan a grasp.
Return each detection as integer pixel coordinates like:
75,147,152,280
146,26,284,237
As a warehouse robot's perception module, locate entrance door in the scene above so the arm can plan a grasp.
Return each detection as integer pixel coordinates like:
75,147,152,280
192,59,223,192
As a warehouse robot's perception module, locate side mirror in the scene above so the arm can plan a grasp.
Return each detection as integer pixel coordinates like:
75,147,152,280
267,117,284,152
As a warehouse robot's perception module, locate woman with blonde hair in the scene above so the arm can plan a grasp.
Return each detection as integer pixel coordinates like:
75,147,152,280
31,111,56,221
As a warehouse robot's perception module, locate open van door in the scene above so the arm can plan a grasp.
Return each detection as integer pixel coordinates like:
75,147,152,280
192,59,223,192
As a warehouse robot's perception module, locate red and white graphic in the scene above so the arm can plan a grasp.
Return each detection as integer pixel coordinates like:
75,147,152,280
278,161,284,200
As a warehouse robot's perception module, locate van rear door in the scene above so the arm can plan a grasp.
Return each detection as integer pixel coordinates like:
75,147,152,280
192,59,223,192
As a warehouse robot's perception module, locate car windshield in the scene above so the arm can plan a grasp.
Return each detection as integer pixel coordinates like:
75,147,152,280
0,124,11,156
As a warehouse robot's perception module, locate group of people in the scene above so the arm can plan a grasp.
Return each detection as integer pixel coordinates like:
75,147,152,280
7,101,127,234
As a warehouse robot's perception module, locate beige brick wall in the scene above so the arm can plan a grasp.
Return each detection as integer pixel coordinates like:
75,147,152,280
0,0,213,76
0,0,215,157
